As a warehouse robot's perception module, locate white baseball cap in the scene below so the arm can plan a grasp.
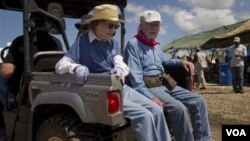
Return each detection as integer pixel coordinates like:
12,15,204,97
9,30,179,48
233,36,240,43
141,10,161,22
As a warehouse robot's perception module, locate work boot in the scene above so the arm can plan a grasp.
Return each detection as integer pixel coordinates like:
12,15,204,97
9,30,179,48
238,89,244,94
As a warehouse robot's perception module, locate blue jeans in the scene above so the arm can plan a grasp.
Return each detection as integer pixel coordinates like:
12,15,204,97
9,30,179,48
123,85,171,141
230,66,244,91
149,85,211,141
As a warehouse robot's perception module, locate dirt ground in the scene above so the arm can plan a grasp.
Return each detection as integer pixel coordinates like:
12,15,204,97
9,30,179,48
193,83,250,141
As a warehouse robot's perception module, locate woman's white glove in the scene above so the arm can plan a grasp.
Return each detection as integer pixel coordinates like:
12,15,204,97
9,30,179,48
110,55,129,82
74,65,89,82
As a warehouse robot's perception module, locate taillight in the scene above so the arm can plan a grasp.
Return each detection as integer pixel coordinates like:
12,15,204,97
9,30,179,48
107,91,120,114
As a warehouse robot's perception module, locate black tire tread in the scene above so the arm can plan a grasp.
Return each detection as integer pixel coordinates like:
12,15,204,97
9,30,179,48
35,114,102,141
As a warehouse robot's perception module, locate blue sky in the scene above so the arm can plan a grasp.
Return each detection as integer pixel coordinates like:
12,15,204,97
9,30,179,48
1,0,250,49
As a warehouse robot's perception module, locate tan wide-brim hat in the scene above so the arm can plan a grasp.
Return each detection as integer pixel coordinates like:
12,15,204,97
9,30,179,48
88,4,124,23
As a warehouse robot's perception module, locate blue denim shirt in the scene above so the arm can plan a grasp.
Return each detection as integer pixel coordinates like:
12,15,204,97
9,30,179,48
124,37,181,99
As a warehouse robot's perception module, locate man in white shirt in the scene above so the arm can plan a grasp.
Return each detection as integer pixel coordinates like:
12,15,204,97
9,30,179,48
229,37,247,93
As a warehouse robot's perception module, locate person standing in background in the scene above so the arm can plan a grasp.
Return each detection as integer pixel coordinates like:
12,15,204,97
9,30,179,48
74,15,92,37
229,37,247,93
193,47,208,89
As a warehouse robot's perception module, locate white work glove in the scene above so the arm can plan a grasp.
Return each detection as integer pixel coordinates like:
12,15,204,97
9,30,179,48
110,55,129,83
74,65,89,82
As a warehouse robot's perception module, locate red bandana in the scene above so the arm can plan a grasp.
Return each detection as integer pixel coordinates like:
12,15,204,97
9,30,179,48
135,30,159,48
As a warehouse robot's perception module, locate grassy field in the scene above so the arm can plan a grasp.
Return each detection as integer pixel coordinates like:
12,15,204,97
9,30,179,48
194,83,250,141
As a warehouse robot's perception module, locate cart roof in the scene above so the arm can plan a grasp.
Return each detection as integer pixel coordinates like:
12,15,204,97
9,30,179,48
0,0,127,18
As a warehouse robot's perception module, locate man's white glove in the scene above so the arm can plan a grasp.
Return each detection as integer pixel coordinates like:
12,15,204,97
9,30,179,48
74,65,89,82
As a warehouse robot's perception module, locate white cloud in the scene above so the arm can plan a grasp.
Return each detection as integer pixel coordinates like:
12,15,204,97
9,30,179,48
174,10,200,33
161,6,237,34
159,5,180,16
125,3,146,23
179,0,234,9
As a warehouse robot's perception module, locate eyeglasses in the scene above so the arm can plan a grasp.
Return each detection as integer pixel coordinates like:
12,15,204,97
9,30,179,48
107,23,119,30
101,21,119,30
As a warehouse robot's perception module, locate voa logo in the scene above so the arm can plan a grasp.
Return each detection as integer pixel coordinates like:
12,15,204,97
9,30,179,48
226,129,246,136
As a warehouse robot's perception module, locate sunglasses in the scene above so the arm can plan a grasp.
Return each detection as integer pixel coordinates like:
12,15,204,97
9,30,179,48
107,23,119,30
101,21,119,30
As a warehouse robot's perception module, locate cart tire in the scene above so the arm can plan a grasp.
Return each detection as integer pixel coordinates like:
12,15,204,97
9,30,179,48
36,114,104,141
